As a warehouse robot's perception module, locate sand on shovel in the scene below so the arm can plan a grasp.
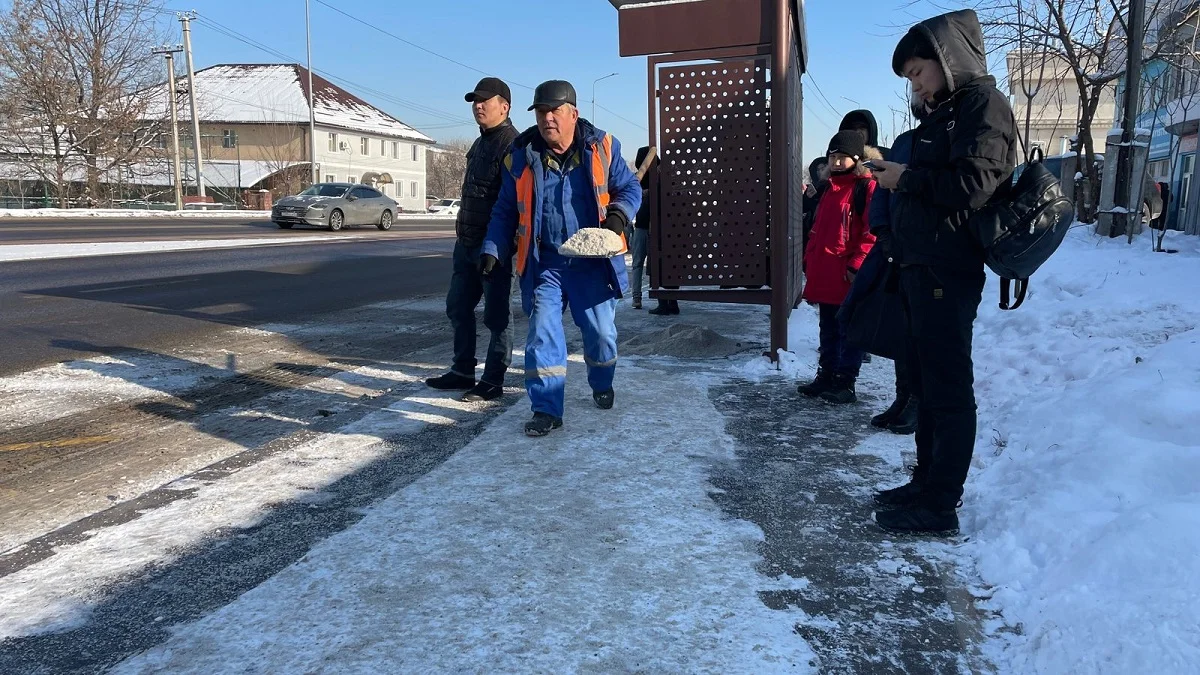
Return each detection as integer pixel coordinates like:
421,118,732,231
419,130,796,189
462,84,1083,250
559,228,625,257
619,324,749,358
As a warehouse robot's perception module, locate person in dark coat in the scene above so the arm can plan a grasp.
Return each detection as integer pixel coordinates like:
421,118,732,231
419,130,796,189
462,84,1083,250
839,123,920,434
426,77,520,402
629,145,654,310
802,156,828,255
870,9,1018,535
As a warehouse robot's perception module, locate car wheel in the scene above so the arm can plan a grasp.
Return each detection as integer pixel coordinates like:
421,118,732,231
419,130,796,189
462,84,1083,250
328,209,344,232
276,221,294,229
377,209,393,231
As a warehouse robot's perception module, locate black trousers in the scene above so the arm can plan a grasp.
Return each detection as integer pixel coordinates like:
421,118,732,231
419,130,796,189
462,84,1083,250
900,264,985,508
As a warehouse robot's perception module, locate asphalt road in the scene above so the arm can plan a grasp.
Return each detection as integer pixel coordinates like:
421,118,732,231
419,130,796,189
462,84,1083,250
0,215,456,244
0,231,457,376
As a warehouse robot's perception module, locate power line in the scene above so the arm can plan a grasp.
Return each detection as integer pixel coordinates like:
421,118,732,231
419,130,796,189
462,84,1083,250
190,13,471,128
311,0,534,91
594,102,647,131
804,73,843,119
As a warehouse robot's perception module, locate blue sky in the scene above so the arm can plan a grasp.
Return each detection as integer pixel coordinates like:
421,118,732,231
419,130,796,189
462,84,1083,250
159,0,962,162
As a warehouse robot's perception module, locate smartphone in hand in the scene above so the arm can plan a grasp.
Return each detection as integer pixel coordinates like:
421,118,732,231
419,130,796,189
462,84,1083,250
862,160,883,171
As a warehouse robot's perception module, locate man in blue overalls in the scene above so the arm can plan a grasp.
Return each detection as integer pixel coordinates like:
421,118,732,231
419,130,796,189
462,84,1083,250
480,80,642,437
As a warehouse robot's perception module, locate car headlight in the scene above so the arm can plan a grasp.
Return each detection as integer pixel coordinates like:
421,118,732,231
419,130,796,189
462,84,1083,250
307,204,327,212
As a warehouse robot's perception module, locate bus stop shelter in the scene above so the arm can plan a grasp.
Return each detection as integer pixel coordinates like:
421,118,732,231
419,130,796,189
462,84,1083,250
606,0,808,359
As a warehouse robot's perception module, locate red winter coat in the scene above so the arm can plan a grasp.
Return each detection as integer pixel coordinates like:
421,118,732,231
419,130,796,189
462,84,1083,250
802,172,877,306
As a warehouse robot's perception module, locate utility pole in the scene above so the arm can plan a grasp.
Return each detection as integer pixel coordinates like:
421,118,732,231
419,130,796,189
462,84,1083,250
153,45,185,210
1112,0,1146,237
179,11,206,198
305,0,318,187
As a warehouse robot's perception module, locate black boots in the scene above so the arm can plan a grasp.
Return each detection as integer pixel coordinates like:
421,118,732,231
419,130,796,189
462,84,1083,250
797,369,833,397
593,389,615,409
873,479,925,508
886,397,918,435
524,412,563,437
871,395,909,427
648,299,680,315
425,372,475,391
820,374,857,404
461,382,503,402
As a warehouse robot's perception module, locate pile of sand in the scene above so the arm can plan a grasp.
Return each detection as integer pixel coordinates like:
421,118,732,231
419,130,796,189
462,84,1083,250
559,228,625,257
619,324,748,358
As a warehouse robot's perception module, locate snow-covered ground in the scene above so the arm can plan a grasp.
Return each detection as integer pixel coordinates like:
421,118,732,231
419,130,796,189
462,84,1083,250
0,237,356,262
1,227,1196,672
0,208,456,220
748,227,1200,673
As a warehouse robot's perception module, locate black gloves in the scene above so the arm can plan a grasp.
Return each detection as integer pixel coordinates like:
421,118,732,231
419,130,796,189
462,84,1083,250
478,253,498,279
601,207,628,236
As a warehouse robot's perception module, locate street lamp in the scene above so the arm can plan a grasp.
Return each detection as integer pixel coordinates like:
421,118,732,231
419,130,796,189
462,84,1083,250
592,72,618,121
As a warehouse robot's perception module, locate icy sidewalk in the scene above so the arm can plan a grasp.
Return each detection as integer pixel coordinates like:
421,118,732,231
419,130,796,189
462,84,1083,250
101,301,987,674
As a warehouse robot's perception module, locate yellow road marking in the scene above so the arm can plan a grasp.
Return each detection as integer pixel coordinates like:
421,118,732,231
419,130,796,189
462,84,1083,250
0,435,116,453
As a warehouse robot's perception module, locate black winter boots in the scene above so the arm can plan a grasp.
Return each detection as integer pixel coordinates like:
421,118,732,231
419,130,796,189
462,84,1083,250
797,369,833,397
820,374,857,404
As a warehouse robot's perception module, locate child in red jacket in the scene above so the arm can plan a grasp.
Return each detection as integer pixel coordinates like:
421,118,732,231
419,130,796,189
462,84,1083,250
798,130,878,404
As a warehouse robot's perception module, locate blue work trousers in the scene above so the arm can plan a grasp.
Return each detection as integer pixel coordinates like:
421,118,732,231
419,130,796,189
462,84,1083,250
525,266,618,419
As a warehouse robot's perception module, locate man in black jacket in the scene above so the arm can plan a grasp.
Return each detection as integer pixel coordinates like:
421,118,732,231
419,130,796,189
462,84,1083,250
871,10,1017,535
426,77,520,402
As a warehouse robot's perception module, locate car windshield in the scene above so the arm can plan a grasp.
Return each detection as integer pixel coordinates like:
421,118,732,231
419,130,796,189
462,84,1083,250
300,185,348,198
437,199,455,206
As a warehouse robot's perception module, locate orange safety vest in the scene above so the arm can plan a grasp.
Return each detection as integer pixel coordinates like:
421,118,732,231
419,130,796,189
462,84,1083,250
512,133,628,276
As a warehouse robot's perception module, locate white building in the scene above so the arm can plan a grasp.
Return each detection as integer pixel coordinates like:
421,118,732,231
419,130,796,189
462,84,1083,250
146,63,437,211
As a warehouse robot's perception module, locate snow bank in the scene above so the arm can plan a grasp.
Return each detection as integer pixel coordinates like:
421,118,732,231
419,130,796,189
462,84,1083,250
967,228,1200,673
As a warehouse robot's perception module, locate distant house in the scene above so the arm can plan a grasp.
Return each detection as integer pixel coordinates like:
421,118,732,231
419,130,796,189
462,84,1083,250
138,63,436,209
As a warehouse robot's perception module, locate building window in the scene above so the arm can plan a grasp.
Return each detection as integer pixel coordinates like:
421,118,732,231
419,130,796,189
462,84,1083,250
410,181,418,197
328,132,338,152
325,174,335,183
411,144,419,162
392,141,399,159
347,175,357,185
361,137,369,156
380,139,386,156
222,129,236,148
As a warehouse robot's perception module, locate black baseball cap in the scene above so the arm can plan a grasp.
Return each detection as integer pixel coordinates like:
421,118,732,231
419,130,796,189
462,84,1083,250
465,77,511,104
528,80,577,111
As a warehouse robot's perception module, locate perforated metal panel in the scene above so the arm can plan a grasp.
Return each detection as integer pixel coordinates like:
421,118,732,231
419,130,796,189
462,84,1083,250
656,59,770,286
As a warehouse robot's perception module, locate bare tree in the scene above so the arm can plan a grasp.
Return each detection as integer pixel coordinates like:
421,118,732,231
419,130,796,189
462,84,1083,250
0,0,166,207
962,0,1187,223
425,138,471,200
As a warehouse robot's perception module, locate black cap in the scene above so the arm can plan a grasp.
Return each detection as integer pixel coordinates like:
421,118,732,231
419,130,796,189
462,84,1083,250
528,80,578,111
827,130,865,160
465,77,511,104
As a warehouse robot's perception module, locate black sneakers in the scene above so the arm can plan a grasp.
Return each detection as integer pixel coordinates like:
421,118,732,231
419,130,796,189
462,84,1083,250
874,506,960,536
425,372,475,391
797,370,833,397
593,389,615,410
461,382,503,402
524,412,563,437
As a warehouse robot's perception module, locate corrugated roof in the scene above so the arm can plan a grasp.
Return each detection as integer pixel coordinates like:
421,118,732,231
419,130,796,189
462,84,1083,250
146,64,434,144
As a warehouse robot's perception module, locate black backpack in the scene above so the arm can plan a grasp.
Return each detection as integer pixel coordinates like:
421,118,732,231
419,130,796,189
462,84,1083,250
969,147,1074,310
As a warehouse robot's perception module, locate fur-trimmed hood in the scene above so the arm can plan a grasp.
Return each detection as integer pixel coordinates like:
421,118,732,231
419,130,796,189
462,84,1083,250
818,145,883,181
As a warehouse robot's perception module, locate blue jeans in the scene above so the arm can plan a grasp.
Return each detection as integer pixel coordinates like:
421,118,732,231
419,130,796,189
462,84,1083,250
525,266,618,419
629,227,649,299
446,241,513,386
818,302,863,378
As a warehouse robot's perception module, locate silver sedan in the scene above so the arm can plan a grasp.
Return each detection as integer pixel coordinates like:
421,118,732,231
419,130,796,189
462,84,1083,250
272,183,399,231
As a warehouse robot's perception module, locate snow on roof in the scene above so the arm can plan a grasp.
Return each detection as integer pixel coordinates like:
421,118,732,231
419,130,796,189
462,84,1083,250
146,64,434,144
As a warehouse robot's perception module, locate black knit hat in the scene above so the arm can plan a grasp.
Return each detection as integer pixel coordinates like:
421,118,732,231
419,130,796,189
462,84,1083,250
827,130,865,160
